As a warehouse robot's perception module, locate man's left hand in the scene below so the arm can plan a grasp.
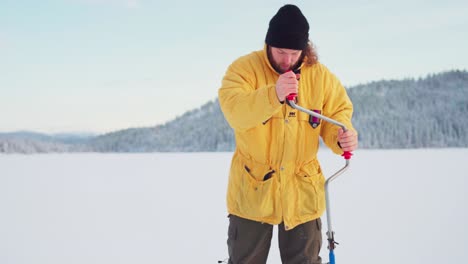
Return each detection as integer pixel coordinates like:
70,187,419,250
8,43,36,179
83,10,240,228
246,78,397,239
338,128,358,152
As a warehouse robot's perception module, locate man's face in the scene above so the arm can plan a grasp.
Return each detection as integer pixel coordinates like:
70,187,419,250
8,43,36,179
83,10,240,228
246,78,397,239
269,47,303,73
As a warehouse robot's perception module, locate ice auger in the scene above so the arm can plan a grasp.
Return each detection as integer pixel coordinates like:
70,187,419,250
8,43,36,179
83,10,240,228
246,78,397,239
287,92,353,264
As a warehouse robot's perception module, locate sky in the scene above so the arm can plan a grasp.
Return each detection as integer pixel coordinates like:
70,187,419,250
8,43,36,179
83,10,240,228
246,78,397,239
1,0,467,134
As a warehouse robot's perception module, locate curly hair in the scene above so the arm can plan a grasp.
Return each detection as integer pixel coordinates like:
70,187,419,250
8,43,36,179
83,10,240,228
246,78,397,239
303,40,318,66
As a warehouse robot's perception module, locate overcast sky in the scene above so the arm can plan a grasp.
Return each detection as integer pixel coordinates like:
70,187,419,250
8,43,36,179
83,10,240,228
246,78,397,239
1,0,467,133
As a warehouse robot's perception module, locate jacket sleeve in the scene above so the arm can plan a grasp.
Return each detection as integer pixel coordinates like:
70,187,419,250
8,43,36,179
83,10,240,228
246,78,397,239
218,60,282,132
320,68,357,155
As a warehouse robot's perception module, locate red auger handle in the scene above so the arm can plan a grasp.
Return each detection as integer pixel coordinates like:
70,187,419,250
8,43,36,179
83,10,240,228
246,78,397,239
286,93,297,101
340,127,353,160
286,69,299,101
342,151,353,160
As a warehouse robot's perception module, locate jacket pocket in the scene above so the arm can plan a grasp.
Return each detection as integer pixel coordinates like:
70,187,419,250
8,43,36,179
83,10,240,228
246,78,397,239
295,160,325,216
297,107,322,129
236,162,277,219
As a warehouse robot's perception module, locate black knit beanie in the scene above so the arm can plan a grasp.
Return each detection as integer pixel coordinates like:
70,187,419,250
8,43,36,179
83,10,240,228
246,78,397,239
265,4,309,50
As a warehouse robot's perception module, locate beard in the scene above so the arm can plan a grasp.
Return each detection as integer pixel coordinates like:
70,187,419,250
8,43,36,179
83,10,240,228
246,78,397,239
274,62,293,73
267,47,305,74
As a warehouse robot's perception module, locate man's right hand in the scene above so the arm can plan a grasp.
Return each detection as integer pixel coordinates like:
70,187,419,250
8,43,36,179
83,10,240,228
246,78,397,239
275,71,299,102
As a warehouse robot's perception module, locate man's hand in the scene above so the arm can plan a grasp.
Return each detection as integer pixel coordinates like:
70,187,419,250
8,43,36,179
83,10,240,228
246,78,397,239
275,71,300,102
338,128,358,152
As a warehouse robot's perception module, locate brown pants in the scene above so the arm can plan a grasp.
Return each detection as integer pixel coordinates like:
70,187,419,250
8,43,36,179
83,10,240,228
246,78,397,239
227,215,322,264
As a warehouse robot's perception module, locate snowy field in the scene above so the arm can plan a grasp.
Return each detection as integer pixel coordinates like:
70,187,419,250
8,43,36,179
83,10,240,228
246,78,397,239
1,149,467,264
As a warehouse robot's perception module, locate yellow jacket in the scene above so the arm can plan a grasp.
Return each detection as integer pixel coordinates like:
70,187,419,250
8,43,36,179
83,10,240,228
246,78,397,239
218,46,356,230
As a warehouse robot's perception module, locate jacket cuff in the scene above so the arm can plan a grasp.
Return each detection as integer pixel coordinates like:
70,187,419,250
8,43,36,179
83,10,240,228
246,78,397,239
326,131,344,155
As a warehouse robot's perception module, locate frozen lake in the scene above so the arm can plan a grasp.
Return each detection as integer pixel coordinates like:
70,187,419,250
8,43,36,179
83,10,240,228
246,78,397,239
1,149,467,264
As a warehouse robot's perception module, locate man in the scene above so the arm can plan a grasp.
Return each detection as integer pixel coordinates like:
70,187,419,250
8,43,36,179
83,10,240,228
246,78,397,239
218,4,358,264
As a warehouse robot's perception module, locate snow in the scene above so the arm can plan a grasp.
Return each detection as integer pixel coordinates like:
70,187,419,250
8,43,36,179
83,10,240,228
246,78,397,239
1,149,467,264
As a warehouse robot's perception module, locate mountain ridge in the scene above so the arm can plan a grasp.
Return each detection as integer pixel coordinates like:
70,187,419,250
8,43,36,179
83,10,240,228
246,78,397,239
1,69,467,153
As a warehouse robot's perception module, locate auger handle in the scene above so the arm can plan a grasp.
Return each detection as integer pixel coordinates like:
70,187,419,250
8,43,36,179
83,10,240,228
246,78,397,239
287,93,353,160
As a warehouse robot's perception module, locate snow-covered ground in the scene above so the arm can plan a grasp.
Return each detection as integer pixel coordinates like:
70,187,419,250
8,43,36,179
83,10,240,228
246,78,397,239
1,149,467,264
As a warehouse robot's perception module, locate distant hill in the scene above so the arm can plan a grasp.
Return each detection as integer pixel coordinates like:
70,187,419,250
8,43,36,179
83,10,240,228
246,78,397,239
349,70,468,148
88,101,234,152
0,131,93,153
1,70,467,153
